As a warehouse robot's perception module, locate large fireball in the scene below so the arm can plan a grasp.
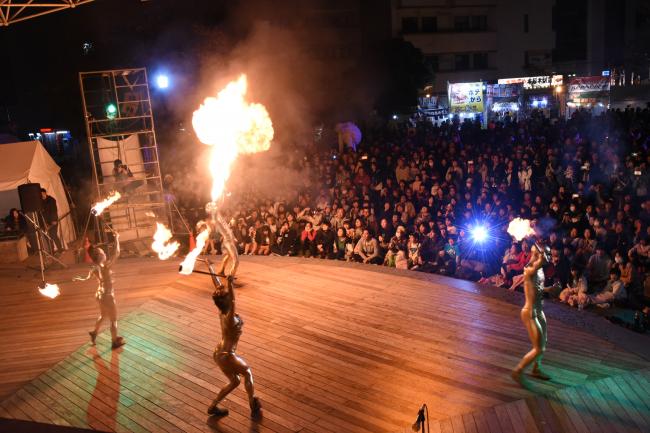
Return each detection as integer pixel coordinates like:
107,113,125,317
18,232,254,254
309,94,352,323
192,75,273,202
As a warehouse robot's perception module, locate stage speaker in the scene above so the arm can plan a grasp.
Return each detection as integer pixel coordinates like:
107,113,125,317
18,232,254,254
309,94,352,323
18,183,43,213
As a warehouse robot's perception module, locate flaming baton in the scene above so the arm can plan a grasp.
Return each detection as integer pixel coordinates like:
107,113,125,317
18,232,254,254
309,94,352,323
507,218,536,242
179,227,210,275
91,191,122,216
38,283,61,299
151,222,180,260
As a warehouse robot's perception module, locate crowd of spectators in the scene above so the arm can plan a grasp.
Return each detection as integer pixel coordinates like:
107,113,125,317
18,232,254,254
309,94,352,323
189,107,650,311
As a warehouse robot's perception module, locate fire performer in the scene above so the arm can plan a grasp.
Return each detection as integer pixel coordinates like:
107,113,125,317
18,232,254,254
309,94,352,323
207,262,261,417
73,229,125,349
512,241,551,383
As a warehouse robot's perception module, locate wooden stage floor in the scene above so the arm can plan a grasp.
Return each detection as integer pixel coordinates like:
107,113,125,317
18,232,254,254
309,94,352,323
1,256,649,433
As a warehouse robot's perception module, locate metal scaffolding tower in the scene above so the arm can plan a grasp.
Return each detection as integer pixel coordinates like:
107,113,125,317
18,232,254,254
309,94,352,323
79,68,168,241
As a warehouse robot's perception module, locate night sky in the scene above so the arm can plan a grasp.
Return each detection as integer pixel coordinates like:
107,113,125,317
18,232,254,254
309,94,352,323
1,0,232,135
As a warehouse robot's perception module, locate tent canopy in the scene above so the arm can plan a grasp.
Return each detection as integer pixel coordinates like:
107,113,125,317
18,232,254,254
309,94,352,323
0,140,75,244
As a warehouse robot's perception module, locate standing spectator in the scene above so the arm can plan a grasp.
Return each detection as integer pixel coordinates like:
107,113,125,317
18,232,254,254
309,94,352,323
41,188,63,254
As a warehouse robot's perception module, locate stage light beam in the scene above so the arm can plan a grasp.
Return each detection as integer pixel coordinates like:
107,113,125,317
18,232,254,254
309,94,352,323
471,226,488,243
156,74,170,89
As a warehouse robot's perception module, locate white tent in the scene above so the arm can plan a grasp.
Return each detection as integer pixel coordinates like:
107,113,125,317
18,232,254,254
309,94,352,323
0,141,75,245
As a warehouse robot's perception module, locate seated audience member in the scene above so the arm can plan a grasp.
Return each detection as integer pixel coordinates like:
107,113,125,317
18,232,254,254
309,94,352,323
588,268,626,307
4,208,26,233
244,226,257,255
315,221,336,259
559,265,589,308
256,221,273,255
406,233,422,269
613,250,633,286
443,236,460,267
384,226,407,267
275,222,296,256
585,244,611,292
354,229,382,264
300,222,317,257
431,250,456,276
334,228,348,260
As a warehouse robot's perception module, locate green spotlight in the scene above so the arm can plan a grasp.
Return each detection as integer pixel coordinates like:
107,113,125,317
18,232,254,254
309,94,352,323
106,103,117,119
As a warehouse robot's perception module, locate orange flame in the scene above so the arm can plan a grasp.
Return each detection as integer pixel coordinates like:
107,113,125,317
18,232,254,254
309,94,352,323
151,222,179,260
507,218,536,241
192,75,273,202
39,283,60,299
91,191,122,215
179,228,210,275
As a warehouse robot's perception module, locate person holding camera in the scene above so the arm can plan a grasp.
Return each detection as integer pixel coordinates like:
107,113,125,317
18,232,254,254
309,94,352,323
113,159,132,182
113,159,139,193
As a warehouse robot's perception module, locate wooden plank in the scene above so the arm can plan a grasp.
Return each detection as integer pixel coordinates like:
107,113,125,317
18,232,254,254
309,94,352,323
513,399,541,433
471,410,493,433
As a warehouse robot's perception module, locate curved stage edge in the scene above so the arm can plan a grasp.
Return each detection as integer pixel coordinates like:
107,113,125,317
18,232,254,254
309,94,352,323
0,255,649,433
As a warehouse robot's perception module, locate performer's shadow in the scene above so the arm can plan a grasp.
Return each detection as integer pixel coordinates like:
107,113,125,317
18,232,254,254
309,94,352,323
86,346,122,431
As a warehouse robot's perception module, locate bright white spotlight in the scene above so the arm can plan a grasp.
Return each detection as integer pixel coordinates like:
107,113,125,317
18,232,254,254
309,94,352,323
156,74,170,89
471,226,488,243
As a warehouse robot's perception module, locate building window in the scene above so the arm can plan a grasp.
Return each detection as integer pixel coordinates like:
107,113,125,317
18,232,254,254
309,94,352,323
425,55,439,71
470,15,487,30
438,54,455,71
473,53,488,69
524,14,529,33
402,17,419,33
455,54,470,70
454,16,470,31
421,16,437,32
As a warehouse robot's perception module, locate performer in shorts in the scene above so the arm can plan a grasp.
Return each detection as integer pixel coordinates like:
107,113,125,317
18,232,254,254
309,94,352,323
512,241,551,383
206,264,261,418
74,228,125,349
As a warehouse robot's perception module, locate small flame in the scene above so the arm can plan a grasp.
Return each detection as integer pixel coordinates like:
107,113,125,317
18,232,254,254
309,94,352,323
192,75,273,202
145,211,156,218
179,228,210,275
39,283,60,299
151,222,179,260
507,218,536,241
91,191,122,216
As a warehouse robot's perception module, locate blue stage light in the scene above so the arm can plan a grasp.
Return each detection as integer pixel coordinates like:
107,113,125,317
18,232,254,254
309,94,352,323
471,226,488,243
156,74,170,89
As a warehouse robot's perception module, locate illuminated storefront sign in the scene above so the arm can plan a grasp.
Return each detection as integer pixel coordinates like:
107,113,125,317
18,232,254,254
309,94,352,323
498,75,563,90
448,82,484,113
